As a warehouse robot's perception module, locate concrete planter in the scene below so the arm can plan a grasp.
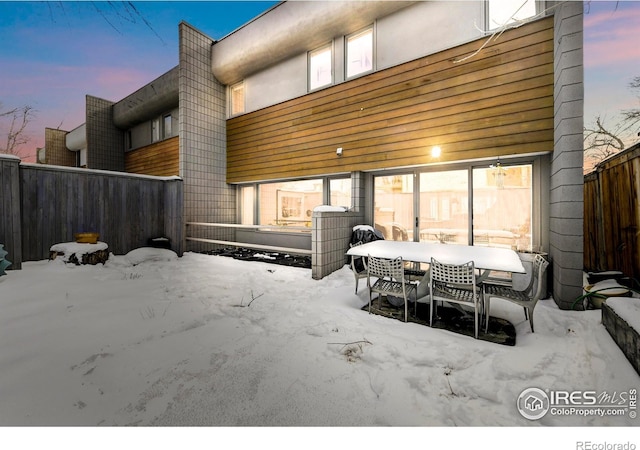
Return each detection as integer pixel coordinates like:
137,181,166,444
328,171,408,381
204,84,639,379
602,300,640,376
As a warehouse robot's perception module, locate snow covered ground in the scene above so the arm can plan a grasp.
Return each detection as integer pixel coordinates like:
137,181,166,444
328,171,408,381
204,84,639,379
1,249,638,447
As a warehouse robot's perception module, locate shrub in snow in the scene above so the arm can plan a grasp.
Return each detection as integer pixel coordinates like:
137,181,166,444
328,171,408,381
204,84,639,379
0,244,11,276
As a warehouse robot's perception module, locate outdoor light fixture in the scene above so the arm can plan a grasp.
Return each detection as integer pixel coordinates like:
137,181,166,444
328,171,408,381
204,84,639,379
431,146,442,158
336,147,343,156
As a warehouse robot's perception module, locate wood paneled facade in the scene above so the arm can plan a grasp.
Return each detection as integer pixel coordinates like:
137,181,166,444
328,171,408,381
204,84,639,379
227,17,554,184
125,136,179,176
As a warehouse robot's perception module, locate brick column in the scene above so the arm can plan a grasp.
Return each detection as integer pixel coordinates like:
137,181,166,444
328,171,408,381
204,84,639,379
312,210,364,280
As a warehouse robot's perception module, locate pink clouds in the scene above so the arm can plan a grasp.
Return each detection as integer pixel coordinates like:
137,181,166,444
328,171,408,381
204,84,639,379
582,1,640,144
1,61,170,162
584,5,640,69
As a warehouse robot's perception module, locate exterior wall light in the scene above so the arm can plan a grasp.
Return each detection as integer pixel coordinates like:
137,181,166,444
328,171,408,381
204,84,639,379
336,147,343,156
431,146,442,158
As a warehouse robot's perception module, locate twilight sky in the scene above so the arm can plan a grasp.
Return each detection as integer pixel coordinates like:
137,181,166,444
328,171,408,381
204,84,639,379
1,0,639,161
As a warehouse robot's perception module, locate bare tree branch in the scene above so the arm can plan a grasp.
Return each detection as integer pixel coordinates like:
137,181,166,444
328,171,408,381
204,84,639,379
453,2,559,64
620,76,640,135
0,104,35,157
46,1,165,45
584,72,640,172
584,116,626,166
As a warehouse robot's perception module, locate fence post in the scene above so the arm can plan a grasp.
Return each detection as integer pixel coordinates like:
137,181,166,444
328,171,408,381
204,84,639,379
0,154,22,269
164,177,184,256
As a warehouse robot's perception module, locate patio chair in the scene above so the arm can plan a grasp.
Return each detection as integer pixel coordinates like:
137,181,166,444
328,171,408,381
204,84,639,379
367,255,417,322
349,226,384,293
483,253,549,333
350,252,368,294
429,258,483,339
391,223,409,241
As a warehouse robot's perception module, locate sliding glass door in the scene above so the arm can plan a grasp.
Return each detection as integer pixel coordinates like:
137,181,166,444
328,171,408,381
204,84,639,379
418,170,469,245
472,164,532,251
372,163,533,249
373,174,414,241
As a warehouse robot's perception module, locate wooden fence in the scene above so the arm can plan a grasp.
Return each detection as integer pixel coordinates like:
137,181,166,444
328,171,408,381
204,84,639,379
0,155,183,269
584,143,640,281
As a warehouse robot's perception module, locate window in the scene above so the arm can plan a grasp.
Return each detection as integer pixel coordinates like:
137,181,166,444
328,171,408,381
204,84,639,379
374,174,414,241
346,27,373,79
163,114,172,139
329,178,351,207
419,170,469,245
487,0,537,30
230,82,245,116
151,118,160,142
309,44,332,91
258,179,323,227
239,185,255,225
371,162,535,250
472,164,532,251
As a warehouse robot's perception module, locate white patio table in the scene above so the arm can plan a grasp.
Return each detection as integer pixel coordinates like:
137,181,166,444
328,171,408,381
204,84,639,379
346,240,525,278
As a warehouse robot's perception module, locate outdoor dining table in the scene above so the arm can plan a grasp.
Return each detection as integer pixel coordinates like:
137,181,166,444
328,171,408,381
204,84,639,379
346,240,525,280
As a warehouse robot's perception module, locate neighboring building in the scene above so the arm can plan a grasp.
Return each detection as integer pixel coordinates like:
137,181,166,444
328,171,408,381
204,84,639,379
43,66,179,174
42,1,584,308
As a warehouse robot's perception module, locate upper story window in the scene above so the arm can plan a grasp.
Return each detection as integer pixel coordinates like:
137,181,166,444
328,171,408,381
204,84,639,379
163,114,172,139
152,117,160,143
230,82,245,116
487,0,537,30
152,114,173,143
308,44,333,91
346,27,373,79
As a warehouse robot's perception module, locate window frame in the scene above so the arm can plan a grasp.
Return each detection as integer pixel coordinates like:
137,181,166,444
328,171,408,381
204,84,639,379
345,25,374,80
229,81,245,116
486,0,538,31
308,43,333,91
151,117,160,143
368,157,540,250
328,176,352,208
163,114,172,139
241,177,351,228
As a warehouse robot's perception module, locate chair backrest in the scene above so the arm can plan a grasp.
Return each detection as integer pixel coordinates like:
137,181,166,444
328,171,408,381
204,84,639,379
391,223,409,241
531,254,549,300
430,258,476,287
367,255,405,282
349,241,366,273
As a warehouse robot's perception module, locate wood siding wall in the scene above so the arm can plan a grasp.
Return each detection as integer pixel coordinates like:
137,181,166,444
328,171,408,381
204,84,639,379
125,136,179,176
584,145,640,281
227,17,554,184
